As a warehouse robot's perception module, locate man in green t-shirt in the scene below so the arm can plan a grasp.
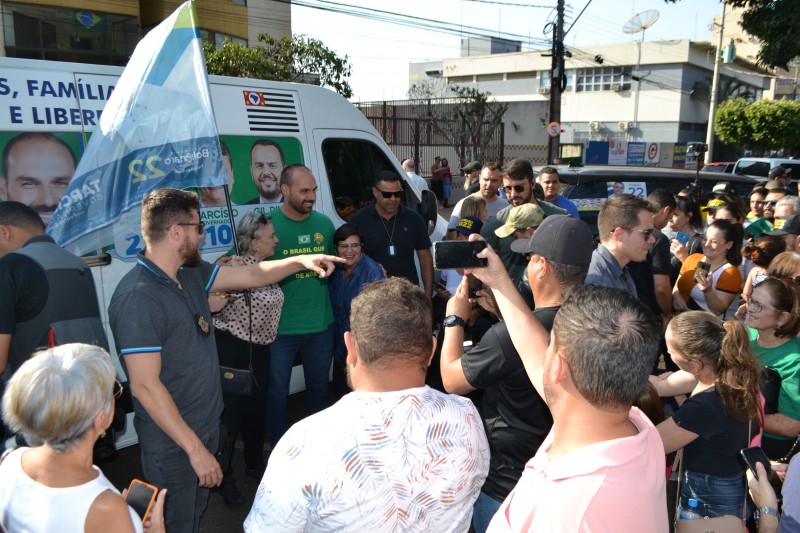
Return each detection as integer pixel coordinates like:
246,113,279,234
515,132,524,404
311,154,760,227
266,164,335,447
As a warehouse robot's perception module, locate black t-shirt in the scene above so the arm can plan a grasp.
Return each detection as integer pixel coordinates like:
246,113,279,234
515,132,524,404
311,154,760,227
672,387,751,476
0,254,48,338
461,306,556,501
629,228,670,316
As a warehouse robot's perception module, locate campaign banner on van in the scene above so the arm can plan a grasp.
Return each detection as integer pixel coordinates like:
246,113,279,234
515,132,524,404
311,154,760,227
47,0,226,255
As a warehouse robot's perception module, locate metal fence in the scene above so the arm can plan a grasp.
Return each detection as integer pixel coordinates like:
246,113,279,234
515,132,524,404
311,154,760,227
356,98,505,177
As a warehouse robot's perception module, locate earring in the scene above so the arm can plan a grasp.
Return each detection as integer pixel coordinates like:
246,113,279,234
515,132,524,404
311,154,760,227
99,431,107,438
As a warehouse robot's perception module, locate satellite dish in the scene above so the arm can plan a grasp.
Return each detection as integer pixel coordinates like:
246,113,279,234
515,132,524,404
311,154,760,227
623,10,660,34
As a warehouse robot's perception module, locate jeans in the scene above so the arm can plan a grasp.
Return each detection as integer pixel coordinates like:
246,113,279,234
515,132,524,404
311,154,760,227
266,324,334,446
677,468,746,520
140,426,218,533
472,491,504,533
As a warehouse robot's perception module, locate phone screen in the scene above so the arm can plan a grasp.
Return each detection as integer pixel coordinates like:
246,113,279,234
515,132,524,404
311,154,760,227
740,447,771,480
126,480,157,521
433,241,488,270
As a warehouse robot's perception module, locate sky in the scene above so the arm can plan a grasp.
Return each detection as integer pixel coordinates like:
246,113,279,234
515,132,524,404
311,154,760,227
289,0,726,102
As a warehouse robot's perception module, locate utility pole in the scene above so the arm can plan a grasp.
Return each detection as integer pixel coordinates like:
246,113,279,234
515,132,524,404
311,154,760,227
705,1,726,165
547,0,565,164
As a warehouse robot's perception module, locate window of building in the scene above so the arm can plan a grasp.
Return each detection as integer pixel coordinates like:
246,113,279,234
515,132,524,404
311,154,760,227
506,71,536,80
576,67,631,92
540,70,574,91
447,75,474,84
476,73,504,82
2,2,139,66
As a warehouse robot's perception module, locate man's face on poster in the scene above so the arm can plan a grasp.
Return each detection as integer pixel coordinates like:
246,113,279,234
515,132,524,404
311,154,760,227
250,144,284,202
0,136,76,225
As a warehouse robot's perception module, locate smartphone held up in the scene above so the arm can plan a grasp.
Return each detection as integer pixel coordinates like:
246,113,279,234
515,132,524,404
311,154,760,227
433,240,488,270
126,479,158,523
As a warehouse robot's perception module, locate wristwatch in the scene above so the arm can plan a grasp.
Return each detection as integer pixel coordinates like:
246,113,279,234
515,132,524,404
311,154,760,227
754,506,780,522
443,315,466,328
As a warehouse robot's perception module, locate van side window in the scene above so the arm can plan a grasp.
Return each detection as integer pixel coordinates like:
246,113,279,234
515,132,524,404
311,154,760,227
322,139,398,213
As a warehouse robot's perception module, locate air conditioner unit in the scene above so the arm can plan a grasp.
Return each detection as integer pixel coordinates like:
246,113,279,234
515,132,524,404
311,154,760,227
611,83,622,92
618,121,630,131
589,121,600,132
538,86,550,95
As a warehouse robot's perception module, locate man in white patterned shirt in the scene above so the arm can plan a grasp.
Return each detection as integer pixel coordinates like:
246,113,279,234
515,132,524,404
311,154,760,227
245,277,490,532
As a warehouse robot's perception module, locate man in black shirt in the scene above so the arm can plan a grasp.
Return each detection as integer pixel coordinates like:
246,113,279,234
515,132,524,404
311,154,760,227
439,215,594,532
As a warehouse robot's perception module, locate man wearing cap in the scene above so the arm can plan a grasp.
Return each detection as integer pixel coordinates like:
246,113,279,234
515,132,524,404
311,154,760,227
494,204,544,243
402,159,429,192
586,194,656,296
769,165,795,194
763,184,788,223
702,198,726,224
440,215,593,532
535,167,579,218
462,161,482,194
480,159,567,284
766,215,800,253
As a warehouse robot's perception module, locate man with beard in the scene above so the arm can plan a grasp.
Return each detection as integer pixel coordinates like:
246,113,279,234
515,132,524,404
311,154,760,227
248,139,285,204
465,249,665,531
0,132,76,226
480,158,567,284
351,170,433,298
265,164,337,448
108,188,340,533
245,277,489,532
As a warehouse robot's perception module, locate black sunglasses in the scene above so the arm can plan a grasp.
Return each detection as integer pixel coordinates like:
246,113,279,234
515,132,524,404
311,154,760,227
620,227,655,240
376,188,404,199
177,221,206,235
503,184,527,193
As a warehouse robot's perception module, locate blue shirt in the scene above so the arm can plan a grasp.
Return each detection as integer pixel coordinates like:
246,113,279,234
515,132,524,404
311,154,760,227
585,244,637,296
551,194,579,218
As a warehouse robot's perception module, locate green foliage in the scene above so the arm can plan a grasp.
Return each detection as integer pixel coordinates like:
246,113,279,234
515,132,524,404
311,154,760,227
665,0,800,70
203,34,353,98
715,98,800,151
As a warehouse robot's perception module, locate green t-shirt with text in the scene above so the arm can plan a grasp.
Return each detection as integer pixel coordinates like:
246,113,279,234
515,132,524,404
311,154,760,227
268,209,335,335
747,326,800,433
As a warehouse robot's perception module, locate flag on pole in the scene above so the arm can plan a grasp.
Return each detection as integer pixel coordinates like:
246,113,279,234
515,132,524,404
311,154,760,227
47,0,225,256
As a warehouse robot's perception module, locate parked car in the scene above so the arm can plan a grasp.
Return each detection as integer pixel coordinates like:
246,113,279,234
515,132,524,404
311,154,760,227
733,157,800,180
702,162,735,173
536,165,760,233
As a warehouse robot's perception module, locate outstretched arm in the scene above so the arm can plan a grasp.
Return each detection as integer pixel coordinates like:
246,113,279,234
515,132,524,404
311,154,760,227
211,254,344,292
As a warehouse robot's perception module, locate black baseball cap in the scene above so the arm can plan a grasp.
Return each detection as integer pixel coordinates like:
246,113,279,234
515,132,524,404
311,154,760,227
453,216,484,237
766,215,800,236
510,215,594,265
460,161,482,173
768,166,791,180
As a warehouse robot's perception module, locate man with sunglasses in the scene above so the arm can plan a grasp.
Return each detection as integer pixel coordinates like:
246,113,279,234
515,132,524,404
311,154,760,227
351,170,433,300
586,193,657,296
764,183,788,223
0,201,108,451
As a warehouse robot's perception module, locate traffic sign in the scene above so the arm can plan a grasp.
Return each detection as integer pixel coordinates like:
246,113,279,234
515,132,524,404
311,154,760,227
547,121,561,138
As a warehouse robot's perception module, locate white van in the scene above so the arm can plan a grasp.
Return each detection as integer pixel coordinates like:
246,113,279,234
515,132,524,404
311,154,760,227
0,57,445,447
732,157,800,180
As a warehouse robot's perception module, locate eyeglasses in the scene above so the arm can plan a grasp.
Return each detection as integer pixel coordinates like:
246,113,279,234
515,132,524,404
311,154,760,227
376,188,404,199
177,221,206,235
764,200,778,207
113,380,123,400
336,242,362,251
503,184,527,194
620,227,655,240
746,298,780,313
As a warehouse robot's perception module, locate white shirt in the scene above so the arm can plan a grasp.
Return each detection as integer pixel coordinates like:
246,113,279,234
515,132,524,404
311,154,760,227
406,171,429,192
245,386,490,532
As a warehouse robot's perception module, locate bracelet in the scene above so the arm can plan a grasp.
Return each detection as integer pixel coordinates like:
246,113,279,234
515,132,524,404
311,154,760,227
213,292,230,299
754,506,780,522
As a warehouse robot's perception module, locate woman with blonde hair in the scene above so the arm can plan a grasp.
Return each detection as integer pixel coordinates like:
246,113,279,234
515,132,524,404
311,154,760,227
652,312,761,521
460,195,488,222
0,343,165,532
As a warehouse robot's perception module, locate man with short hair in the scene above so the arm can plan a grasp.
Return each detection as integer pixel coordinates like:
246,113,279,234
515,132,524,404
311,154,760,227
481,158,567,284
245,277,490,532
248,139,285,203
764,188,788,223
774,195,800,220
769,165,795,194
462,160,482,194
351,171,434,298
402,158,429,192
441,215,593,532
0,132,77,226
266,165,337,448
108,187,340,533
465,252,665,531
0,201,107,448
586,193,657,296
766,214,800,252
536,167,578,218
494,203,544,242
746,187,768,226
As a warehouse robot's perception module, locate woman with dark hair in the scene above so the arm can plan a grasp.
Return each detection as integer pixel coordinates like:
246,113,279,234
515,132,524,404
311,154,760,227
329,223,384,399
673,219,743,316
653,312,762,521
744,277,800,461
668,195,704,284
441,158,453,208
212,212,284,505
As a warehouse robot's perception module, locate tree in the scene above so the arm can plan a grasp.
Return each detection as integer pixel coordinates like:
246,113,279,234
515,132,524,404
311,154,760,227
715,98,800,152
665,0,800,70
407,82,508,167
203,34,353,98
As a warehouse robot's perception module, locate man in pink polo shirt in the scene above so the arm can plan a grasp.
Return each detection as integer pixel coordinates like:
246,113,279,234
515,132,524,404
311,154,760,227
467,241,668,532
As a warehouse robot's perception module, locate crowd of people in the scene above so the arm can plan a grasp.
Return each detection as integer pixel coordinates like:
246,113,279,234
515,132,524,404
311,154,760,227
0,157,799,532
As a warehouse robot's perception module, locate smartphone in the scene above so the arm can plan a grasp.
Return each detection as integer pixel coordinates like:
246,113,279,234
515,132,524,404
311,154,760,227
694,261,711,282
675,231,690,246
125,479,158,522
433,240,488,270
740,446,771,480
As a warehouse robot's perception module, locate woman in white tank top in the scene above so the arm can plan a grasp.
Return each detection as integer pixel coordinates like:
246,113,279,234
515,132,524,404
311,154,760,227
0,344,165,532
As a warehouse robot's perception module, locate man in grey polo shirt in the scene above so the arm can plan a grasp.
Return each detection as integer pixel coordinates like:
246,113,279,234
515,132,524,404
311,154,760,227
109,188,341,533
585,193,656,296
